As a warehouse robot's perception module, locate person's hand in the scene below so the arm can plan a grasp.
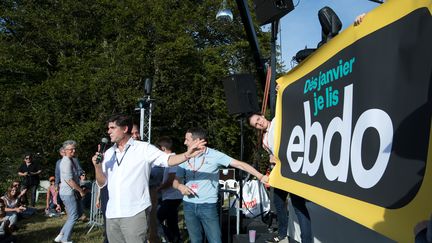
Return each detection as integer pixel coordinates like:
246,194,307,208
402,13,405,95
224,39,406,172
354,13,366,26
79,190,86,197
92,152,103,168
96,201,100,209
185,139,207,158
269,155,276,164
260,175,269,184
16,206,25,213
92,144,104,167
178,184,196,196
55,204,61,212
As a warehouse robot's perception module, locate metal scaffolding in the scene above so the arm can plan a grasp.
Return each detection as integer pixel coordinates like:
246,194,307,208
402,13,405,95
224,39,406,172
138,96,152,143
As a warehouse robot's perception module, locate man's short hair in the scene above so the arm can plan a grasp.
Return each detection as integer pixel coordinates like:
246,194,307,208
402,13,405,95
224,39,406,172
187,127,207,141
108,114,133,134
62,140,77,150
156,136,173,151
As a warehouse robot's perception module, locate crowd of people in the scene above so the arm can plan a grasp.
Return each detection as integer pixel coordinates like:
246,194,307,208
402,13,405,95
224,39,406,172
86,114,269,243
0,113,297,243
83,113,317,243
0,148,94,243
0,154,41,242
3,109,430,243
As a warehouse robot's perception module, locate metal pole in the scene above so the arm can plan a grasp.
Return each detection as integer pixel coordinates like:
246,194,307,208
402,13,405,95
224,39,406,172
140,107,144,141
235,0,266,89
237,117,244,234
148,97,152,143
270,20,279,118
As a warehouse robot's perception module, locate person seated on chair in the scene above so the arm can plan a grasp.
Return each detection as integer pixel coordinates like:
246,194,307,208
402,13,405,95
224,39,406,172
45,176,61,216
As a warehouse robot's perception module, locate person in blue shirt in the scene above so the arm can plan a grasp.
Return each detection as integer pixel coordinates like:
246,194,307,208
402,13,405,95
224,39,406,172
173,127,269,243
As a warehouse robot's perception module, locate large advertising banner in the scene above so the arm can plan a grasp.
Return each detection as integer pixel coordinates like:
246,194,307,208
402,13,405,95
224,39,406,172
270,0,432,242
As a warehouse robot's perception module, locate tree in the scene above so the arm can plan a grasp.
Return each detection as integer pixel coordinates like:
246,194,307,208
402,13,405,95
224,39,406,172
0,0,272,186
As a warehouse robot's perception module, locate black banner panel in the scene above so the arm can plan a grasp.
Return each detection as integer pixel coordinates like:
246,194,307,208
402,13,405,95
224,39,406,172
271,1,431,242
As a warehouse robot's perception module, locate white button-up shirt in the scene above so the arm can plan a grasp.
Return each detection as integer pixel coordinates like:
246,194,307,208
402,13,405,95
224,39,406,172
101,138,169,219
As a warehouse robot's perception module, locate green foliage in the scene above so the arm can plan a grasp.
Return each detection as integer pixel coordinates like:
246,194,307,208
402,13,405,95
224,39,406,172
0,0,273,182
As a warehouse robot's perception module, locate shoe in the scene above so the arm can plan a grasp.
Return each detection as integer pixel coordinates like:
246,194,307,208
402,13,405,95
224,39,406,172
78,215,89,222
265,236,287,243
54,234,63,242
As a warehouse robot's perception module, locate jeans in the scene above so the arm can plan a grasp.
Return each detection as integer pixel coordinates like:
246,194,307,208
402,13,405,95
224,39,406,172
157,199,182,243
4,213,18,226
183,201,221,243
291,194,312,243
59,194,82,242
273,188,289,238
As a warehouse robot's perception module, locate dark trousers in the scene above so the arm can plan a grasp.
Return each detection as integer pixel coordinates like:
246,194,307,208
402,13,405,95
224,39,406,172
157,199,182,243
25,184,37,207
100,186,109,243
273,188,289,238
290,194,312,243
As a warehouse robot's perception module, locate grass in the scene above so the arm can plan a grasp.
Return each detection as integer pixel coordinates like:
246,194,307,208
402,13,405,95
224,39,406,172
14,199,233,242
13,204,104,243
13,202,190,243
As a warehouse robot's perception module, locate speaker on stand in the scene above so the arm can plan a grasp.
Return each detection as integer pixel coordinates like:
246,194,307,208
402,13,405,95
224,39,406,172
222,73,260,241
223,74,260,116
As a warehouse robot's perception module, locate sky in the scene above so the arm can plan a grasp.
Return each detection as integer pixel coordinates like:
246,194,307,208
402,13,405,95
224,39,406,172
272,0,380,71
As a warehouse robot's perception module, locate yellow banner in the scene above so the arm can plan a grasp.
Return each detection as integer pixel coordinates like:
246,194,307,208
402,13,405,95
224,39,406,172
271,0,432,242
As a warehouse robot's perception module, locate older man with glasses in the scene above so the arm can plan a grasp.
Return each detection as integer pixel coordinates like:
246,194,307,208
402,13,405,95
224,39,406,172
17,154,41,207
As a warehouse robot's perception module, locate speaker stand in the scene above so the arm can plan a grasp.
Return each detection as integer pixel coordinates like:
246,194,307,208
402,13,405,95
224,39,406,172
237,115,245,235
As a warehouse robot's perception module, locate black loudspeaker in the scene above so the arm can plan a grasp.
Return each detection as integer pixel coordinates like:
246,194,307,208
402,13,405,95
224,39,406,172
223,74,260,116
253,0,294,26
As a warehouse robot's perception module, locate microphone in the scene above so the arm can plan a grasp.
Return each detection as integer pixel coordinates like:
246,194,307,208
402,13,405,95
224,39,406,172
96,138,109,164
